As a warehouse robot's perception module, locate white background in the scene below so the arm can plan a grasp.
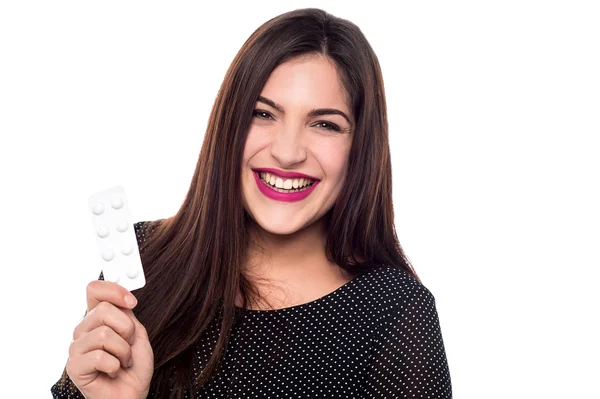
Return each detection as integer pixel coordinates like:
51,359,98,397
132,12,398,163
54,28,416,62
1,1,598,397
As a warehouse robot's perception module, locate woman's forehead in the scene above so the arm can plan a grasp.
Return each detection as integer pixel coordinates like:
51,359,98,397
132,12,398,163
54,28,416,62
258,58,351,117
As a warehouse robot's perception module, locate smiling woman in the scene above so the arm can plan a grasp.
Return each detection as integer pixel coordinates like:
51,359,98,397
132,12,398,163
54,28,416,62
52,7,452,399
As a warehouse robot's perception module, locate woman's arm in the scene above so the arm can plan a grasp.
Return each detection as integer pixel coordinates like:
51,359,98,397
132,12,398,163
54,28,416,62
362,284,452,398
51,370,86,399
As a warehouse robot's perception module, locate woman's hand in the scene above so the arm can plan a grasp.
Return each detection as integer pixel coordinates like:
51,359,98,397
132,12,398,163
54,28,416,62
66,280,154,399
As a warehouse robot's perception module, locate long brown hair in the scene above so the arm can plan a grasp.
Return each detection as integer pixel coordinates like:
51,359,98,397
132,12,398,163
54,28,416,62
60,7,419,398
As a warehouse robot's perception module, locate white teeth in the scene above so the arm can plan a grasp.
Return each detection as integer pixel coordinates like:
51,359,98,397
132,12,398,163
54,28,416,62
258,172,314,190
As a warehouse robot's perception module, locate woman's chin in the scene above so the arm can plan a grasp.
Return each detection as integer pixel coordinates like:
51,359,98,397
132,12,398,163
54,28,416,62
254,219,304,236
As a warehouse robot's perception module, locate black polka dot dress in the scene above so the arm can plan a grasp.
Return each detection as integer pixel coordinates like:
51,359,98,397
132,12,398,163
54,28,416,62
52,222,452,398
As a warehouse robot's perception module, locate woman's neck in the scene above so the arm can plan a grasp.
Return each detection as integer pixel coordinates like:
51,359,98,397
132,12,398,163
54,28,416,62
245,215,330,275
239,215,354,310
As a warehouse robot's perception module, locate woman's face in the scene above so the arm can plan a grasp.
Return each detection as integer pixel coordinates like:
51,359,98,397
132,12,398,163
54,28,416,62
241,55,354,236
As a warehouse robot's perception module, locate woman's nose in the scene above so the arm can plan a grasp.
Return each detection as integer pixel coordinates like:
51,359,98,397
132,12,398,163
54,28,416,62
270,128,307,167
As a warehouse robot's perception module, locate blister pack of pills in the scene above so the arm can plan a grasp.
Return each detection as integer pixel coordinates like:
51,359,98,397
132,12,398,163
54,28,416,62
88,186,146,291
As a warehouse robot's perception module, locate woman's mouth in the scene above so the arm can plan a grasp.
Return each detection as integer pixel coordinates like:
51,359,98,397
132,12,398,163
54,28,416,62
257,171,315,193
253,171,320,202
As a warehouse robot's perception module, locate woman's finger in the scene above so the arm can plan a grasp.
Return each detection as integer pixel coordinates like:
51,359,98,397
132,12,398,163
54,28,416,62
86,280,138,314
74,301,136,344
67,349,122,380
70,325,133,369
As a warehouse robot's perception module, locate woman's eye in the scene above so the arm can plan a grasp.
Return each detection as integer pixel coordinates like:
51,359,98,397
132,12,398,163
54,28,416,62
252,109,273,120
315,121,341,132
252,109,341,132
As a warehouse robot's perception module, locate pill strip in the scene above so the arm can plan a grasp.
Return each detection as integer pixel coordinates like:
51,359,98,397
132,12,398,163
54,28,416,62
88,186,146,291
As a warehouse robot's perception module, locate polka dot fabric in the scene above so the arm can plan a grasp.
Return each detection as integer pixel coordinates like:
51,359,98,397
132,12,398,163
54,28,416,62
52,221,452,398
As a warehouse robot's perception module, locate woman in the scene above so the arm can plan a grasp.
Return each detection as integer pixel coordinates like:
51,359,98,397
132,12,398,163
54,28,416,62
52,7,452,398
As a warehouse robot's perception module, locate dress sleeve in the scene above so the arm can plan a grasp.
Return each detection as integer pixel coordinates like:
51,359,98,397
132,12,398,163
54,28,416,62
50,373,85,399
362,284,452,398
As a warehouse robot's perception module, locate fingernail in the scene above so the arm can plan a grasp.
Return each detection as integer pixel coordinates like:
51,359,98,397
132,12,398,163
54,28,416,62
124,294,137,308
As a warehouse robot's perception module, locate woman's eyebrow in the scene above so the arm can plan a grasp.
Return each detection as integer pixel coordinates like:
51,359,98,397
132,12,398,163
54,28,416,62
257,95,352,126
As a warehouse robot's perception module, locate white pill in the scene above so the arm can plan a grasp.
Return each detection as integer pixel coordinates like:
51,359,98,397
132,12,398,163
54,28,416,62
126,267,139,279
121,244,133,256
97,225,110,238
102,249,115,262
92,202,105,215
114,275,120,284
116,221,129,232
111,195,124,209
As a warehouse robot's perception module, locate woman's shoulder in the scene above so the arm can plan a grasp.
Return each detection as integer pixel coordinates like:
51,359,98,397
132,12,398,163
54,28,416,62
133,219,160,242
133,219,170,249
353,264,437,314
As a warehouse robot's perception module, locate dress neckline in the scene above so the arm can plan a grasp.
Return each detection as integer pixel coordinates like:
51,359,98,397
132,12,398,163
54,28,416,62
234,267,378,314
